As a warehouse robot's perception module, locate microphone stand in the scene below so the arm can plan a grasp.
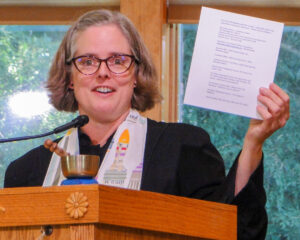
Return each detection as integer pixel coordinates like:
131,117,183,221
0,115,89,143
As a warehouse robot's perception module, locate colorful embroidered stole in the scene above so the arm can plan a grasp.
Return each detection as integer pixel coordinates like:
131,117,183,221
43,109,147,190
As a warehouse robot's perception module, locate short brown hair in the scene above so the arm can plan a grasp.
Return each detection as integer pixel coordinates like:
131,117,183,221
46,9,162,112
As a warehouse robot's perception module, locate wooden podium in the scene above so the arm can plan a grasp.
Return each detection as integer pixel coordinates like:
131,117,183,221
0,185,236,240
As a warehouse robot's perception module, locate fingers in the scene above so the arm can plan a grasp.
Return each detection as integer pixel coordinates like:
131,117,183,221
257,83,290,128
271,83,290,124
44,139,68,157
270,83,290,104
44,139,54,149
247,84,289,145
44,139,58,152
257,92,281,119
256,105,272,119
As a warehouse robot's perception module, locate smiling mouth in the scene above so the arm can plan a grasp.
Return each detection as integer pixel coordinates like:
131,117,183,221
95,87,114,94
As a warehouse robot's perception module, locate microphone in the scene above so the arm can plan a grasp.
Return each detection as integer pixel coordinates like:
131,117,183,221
53,115,89,134
0,115,89,143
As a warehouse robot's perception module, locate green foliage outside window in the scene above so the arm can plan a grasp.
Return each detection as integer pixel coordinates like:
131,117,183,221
0,26,76,187
179,25,300,239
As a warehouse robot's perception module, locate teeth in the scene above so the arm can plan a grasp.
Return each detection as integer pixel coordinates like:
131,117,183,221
96,87,113,93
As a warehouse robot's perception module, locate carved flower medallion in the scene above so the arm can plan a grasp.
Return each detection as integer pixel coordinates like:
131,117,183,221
65,192,89,219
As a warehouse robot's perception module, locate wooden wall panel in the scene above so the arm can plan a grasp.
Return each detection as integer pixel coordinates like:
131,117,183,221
161,24,178,122
168,5,300,25
120,0,167,121
0,6,119,25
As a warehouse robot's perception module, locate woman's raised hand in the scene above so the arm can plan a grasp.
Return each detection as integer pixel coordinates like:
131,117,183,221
235,83,289,195
246,82,290,145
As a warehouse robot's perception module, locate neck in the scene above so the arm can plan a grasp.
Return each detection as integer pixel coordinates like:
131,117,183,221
80,109,130,147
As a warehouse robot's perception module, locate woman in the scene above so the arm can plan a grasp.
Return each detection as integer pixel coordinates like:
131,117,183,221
4,9,289,240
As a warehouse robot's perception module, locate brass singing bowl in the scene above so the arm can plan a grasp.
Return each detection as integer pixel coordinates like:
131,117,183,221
61,155,100,178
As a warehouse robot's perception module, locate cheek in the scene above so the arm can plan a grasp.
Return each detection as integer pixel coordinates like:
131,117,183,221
114,72,136,94
119,80,135,96
72,71,91,89
116,66,136,85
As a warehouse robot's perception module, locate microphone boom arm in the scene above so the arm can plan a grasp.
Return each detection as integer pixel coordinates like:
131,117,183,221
0,115,89,143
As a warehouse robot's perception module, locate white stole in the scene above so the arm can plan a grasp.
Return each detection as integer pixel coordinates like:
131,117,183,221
43,109,147,190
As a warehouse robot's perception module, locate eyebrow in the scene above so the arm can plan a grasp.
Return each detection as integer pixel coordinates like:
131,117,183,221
78,52,131,57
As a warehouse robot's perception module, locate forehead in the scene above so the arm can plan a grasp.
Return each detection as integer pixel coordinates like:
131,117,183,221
75,24,131,56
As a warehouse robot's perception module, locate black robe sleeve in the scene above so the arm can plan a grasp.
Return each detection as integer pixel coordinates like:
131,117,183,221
4,145,52,187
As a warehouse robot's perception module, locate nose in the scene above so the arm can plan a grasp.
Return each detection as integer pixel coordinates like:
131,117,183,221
96,60,110,78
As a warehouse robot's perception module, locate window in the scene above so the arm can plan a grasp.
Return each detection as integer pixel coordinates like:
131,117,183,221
0,25,76,187
179,24,300,239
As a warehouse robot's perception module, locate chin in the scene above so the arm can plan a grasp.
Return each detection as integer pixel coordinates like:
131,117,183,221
96,106,127,117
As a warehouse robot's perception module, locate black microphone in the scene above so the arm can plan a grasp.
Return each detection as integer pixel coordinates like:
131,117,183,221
53,115,89,134
0,115,89,143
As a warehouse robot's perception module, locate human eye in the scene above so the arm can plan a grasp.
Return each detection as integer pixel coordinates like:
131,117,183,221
107,55,133,74
77,56,96,66
110,55,128,65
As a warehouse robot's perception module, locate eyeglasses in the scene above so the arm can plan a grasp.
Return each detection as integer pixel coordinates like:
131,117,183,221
71,54,137,75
